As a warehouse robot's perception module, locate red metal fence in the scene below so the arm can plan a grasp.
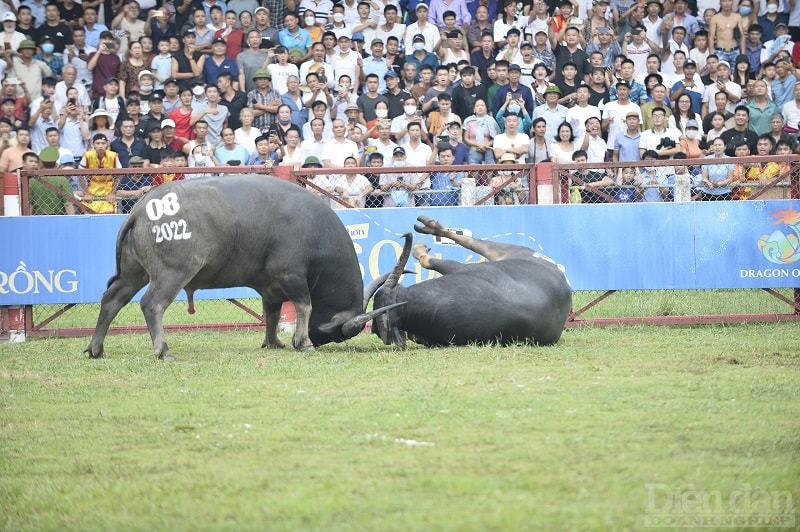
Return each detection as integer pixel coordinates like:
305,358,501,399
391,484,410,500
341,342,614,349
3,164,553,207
2,156,799,342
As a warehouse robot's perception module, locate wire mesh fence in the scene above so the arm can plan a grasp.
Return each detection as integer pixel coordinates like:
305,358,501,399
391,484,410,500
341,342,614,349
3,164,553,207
4,156,800,340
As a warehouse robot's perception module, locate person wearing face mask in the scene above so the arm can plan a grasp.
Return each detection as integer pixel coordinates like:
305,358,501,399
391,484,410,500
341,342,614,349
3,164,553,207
356,73,389,124
391,96,428,144
758,0,789,43
496,92,532,133
364,100,390,138
324,4,350,40
404,34,439,77
34,37,63,80
679,119,706,158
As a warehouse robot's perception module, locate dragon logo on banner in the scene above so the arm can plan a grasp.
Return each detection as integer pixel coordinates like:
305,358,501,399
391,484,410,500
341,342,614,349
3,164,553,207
758,209,800,265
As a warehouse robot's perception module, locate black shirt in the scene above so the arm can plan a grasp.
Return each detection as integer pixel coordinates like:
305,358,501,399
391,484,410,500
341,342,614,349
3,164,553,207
554,44,590,84
451,83,488,119
588,85,609,107
218,90,249,130
384,88,412,120
141,142,170,166
719,127,759,157
33,23,74,54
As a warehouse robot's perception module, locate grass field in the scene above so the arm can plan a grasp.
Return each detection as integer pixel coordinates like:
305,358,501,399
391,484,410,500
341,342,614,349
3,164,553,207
28,289,800,332
1,325,798,530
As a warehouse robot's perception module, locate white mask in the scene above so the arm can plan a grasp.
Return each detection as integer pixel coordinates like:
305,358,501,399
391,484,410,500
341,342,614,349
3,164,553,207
685,129,699,139
333,13,345,22
393,159,406,167
305,17,316,26
404,105,417,115
766,3,778,13
192,85,205,96
413,42,425,51
195,155,208,165
375,108,388,118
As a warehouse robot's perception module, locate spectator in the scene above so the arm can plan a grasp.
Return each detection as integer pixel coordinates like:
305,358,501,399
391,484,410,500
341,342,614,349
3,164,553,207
34,36,63,79
78,133,123,213
111,118,146,167
747,79,780,134
679,119,706,159
1,12,26,52
215,126,250,165
767,113,798,152
333,156,374,208
278,13,312,62
463,98,498,165
116,155,152,213
10,39,53,100
32,2,74,54
699,137,735,201
532,85,568,141
639,107,683,159
237,30,271,94
216,11,245,59
141,124,171,167
57,93,90,157
0,127,32,172
27,150,77,215
639,149,671,202
248,134,280,166
550,121,578,164
186,9,215,54
203,38,240,89
87,32,122,99
493,113,529,163
720,105,759,156
490,152,525,205
252,7,280,43
172,30,206,89
234,108,259,155
405,5,441,54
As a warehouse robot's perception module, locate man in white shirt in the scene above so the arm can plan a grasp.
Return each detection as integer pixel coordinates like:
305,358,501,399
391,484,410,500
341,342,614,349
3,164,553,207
322,118,360,167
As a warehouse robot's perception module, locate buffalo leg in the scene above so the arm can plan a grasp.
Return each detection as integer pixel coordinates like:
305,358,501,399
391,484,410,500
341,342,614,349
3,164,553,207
412,243,469,275
277,278,314,351
414,215,531,262
261,299,285,349
140,281,184,360
84,275,147,359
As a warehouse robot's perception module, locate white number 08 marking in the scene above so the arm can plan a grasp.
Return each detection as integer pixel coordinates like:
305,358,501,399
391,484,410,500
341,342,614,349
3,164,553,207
146,192,181,221
152,220,192,243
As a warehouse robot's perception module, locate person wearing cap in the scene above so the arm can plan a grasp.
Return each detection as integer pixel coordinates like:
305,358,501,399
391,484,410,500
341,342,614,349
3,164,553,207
531,84,567,140
382,69,411,119
702,59,744,116
251,6,279,43
329,34,363,94
492,63,534,116
116,154,153,213
11,39,53,101
87,32,122,99
669,58,702,114
35,36,64,79
763,22,794,67
268,45,300,95
360,38,389,93
171,29,206,90
25,150,77,215
404,33,438,79
278,13,312,61
611,111,642,162
1,12,25,52
603,79,642,150
140,122,171,167
202,38,240,89
404,4,440,54
758,0,789,42
379,146,410,207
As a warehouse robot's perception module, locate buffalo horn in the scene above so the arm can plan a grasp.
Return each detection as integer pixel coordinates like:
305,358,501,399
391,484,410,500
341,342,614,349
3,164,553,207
341,302,407,338
363,273,391,310
384,234,413,289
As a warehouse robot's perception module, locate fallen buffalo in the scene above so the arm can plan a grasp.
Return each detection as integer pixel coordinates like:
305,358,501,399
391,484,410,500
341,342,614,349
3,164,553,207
85,176,398,360
370,216,573,347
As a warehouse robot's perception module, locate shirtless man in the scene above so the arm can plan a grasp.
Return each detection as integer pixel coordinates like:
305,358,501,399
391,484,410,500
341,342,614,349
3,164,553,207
708,0,743,66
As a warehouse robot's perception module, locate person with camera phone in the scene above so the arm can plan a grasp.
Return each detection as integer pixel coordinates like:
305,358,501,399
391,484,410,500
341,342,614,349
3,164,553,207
87,32,121,99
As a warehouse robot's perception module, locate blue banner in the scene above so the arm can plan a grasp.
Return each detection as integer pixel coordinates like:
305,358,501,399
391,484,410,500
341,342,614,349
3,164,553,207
1,201,799,305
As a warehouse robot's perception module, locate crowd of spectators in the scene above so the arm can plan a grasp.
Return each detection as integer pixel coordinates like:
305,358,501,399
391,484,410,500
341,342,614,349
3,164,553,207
4,0,800,213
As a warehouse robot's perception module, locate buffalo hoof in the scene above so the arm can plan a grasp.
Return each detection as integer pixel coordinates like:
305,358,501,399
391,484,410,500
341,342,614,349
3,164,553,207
412,243,431,260
84,344,106,359
298,344,315,352
262,341,286,349
413,216,444,236
159,352,177,362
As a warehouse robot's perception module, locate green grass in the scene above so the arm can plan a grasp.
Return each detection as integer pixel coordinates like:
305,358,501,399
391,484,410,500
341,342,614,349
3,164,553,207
1,325,799,530
29,289,800,332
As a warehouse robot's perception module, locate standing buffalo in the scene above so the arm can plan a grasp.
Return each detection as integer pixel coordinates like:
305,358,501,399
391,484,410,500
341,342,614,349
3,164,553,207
370,216,573,347
85,176,397,360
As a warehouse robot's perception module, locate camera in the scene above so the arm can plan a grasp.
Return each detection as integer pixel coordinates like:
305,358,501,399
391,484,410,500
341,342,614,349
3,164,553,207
656,137,676,150
69,97,77,106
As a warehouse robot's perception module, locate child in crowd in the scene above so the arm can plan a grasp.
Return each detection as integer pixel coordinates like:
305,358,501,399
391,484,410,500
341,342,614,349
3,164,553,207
614,166,642,203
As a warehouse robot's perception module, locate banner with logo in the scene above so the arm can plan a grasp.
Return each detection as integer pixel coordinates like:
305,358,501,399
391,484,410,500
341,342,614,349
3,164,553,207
1,201,798,305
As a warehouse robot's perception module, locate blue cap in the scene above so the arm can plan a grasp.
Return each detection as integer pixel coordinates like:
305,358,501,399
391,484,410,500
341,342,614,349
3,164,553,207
384,70,398,79
59,153,76,166
352,32,365,41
